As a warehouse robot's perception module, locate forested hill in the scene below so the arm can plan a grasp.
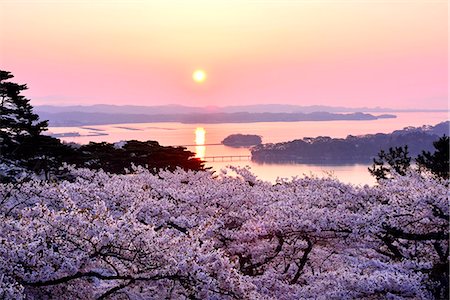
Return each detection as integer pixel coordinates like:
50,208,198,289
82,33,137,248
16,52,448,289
251,121,449,164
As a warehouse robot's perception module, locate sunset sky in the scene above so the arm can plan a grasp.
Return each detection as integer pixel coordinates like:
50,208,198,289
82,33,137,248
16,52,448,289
0,0,447,109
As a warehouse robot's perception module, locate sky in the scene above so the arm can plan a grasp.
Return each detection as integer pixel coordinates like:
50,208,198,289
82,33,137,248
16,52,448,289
0,0,447,109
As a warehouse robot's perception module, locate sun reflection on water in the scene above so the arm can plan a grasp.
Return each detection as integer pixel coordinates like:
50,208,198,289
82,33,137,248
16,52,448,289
195,127,206,159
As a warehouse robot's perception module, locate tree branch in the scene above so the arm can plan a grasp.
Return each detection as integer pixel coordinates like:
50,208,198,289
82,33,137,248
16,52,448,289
96,279,135,300
290,237,313,285
384,226,447,241
22,271,183,287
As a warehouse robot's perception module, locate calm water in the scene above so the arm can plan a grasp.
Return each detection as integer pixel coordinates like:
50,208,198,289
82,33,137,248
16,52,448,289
48,112,448,185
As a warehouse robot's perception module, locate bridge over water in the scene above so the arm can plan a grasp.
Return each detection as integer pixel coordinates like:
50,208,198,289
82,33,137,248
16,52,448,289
173,143,222,147
171,143,252,162
202,155,251,162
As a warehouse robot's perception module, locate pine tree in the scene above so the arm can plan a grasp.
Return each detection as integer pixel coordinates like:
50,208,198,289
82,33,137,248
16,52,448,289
368,145,411,180
0,70,68,181
0,70,48,157
416,135,449,179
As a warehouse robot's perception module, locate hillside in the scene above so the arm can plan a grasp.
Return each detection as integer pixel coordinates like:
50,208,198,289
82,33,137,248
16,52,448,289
251,121,449,163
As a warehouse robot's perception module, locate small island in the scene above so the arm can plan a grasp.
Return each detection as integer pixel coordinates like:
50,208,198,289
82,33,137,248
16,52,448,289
222,134,262,147
49,131,81,138
49,131,109,138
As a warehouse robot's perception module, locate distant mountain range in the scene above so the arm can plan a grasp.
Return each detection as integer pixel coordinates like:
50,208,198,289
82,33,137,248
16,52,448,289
35,104,447,115
33,104,409,126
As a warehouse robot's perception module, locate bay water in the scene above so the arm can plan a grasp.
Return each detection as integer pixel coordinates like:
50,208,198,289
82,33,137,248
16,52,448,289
48,112,448,185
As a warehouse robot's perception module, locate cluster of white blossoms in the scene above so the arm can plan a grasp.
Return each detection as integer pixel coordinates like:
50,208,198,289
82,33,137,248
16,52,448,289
0,166,447,299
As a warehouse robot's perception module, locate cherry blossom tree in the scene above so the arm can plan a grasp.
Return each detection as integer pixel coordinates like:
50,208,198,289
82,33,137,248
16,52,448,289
0,166,447,299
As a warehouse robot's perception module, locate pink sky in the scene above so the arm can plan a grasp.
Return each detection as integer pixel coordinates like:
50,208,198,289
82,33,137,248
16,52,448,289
0,0,447,109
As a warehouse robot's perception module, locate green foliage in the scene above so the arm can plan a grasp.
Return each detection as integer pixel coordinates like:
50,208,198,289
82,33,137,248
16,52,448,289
0,70,48,152
368,146,411,180
0,70,74,180
1,70,205,182
369,136,450,181
13,134,78,180
416,135,449,179
74,140,205,174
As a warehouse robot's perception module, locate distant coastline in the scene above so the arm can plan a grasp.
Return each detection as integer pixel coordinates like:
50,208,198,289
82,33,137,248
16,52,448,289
39,111,395,126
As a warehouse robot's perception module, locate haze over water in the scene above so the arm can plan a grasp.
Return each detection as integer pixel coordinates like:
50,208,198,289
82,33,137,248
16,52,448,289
49,111,448,185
